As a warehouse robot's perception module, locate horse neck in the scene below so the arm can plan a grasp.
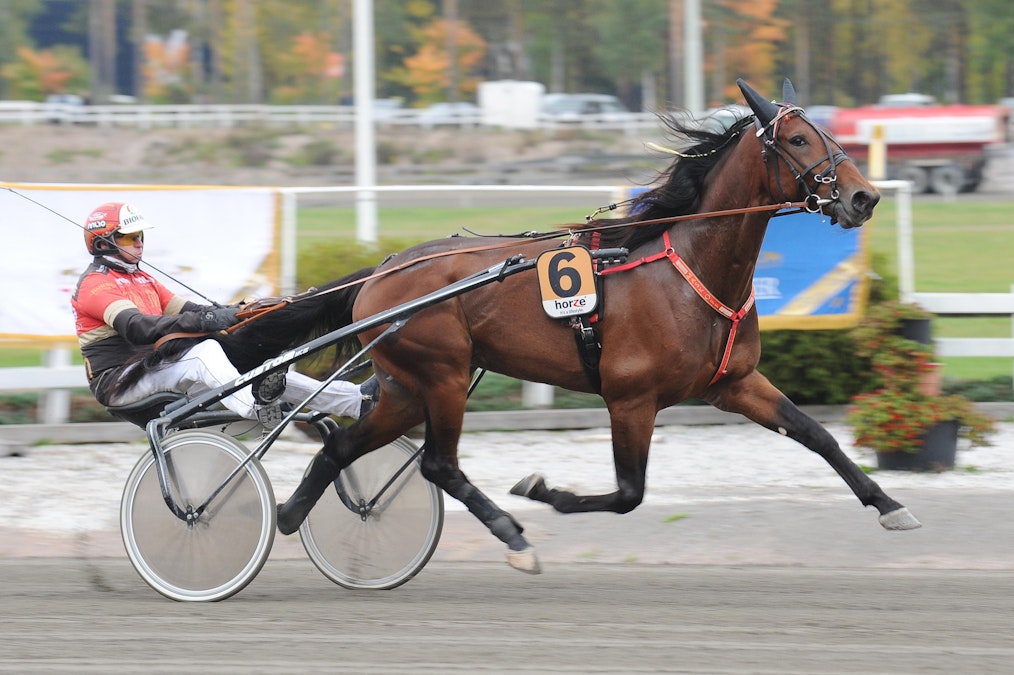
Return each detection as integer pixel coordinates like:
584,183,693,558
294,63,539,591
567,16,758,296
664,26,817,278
666,147,772,308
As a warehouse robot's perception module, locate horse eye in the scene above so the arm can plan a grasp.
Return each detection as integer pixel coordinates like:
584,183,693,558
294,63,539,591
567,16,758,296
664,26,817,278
789,135,807,147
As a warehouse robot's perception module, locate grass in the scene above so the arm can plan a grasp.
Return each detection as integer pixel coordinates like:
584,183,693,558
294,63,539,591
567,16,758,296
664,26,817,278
296,205,590,252
868,196,1014,380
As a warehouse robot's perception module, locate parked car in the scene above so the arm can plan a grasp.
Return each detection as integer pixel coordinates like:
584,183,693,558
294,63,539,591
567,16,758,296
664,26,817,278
417,102,480,129
43,93,86,124
372,98,404,123
539,93,629,122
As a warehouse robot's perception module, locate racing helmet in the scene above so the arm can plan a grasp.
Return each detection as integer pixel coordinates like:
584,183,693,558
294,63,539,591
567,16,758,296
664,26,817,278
83,202,154,255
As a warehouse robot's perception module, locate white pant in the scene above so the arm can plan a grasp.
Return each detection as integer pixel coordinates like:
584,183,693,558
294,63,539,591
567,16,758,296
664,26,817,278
108,340,363,419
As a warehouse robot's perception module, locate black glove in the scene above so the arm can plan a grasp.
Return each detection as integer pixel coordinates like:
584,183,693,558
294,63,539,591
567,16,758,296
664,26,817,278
199,306,242,331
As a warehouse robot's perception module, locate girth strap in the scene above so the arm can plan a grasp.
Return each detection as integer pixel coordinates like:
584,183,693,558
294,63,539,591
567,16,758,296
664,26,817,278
569,314,603,394
600,230,755,386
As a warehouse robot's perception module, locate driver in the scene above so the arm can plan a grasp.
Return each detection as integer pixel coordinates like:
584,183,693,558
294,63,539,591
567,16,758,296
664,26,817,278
70,201,376,424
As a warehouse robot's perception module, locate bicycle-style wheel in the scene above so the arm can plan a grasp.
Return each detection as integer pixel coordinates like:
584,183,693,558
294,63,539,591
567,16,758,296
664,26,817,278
300,437,443,589
120,430,275,602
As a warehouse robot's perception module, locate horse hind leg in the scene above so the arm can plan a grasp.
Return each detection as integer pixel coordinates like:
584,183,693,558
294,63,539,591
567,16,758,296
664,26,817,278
276,384,421,535
444,472,541,574
421,442,541,574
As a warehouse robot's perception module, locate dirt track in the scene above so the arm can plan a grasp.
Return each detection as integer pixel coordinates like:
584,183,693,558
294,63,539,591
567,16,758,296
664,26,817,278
3,556,1014,674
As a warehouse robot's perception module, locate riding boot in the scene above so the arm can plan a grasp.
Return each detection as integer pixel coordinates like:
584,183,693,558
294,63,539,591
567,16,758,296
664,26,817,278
276,450,341,535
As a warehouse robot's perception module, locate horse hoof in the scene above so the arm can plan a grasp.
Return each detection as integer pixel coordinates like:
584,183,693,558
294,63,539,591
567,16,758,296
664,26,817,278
506,546,542,575
276,503,303,536
510,473,545,498
879,507,922,530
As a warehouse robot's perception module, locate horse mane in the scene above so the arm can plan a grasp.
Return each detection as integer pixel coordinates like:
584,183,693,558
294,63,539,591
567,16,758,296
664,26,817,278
581,112,756,252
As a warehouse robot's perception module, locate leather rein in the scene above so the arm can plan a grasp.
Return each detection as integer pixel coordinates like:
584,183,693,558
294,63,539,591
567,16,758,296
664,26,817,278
152,199,820,352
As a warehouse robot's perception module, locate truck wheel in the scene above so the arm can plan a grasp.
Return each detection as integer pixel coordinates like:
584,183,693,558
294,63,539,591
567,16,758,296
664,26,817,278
896,165,929,193
929,165,964,195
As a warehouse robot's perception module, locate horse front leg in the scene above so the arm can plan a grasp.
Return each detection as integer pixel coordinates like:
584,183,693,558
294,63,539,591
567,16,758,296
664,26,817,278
709,371,921,530
511,402,654,515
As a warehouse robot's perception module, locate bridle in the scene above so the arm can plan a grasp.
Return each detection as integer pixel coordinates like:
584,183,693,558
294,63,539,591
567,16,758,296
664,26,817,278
753,104,850,214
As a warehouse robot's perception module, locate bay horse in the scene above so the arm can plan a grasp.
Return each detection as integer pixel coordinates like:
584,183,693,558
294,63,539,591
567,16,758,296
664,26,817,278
229,79,920,574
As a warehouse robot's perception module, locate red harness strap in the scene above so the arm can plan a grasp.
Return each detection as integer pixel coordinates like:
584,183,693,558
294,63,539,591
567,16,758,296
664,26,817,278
600,230,755,386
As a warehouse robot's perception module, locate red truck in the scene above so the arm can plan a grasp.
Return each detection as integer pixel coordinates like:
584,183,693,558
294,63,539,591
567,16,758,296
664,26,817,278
825,95,1011,194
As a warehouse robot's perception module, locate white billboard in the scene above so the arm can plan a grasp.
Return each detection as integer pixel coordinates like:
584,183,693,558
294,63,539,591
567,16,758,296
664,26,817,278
0,183,280,342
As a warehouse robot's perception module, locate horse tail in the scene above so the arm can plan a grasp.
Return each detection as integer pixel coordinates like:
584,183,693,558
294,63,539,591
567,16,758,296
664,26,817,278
218,265,377,373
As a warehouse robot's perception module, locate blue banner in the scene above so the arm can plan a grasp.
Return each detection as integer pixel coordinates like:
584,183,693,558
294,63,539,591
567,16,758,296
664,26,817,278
616,188,870,329
755,210,870,329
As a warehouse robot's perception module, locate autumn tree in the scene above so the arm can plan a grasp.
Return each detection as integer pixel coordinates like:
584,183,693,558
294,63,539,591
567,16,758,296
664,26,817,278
270,31,345,104
142,31,191,103
706,0,788,103
1,45,89,100
388,17,487,104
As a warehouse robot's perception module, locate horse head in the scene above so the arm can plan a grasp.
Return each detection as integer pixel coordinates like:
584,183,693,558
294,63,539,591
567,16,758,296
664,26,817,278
737,78,879,229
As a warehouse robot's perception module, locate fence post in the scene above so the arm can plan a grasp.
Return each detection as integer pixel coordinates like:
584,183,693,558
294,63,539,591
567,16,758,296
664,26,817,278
895,181,915,303
40,348,72,424
522,382,554,408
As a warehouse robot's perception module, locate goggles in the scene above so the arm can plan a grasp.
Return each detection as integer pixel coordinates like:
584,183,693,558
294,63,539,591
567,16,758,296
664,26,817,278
115,232,144,245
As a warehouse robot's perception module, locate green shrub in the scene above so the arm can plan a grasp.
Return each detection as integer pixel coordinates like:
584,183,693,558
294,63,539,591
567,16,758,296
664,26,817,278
944,376,1014,402
296,237,426,289
288,138,345,167
759,329,875,405
225,129,281,167
757,251,889,405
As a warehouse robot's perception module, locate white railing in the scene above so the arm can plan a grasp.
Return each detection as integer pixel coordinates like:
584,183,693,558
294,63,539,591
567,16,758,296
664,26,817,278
911,286,1014,382
0,101,657,132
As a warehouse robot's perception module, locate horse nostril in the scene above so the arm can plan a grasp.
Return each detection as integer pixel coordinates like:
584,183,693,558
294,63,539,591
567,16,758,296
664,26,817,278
851,189,880,217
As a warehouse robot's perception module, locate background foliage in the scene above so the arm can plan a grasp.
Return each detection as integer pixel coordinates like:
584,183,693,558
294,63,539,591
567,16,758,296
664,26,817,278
0,0,1010,108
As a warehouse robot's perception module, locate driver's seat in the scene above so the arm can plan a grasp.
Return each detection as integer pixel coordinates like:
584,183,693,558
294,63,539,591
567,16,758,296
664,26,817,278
105,392,190,429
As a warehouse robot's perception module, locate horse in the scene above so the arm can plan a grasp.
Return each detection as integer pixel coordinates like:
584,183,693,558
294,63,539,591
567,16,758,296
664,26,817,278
223,78,920,574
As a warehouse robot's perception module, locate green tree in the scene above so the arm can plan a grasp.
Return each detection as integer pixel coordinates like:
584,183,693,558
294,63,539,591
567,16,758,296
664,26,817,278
0,0,45,100
587,0,667,110
966,0,1014,101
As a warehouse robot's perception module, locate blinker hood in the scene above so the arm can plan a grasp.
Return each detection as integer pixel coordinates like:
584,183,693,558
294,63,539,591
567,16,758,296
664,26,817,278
736,78,781,130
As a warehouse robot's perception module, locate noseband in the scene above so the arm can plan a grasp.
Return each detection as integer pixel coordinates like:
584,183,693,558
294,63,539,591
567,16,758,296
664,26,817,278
754,105,849,214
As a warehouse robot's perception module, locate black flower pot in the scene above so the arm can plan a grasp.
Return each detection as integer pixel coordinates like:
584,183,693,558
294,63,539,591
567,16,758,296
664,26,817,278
875,419,959,472
897,317,932,345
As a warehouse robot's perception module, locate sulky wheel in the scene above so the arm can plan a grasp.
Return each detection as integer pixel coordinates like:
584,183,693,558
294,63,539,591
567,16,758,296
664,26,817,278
299,436,443,590
120,430,276,602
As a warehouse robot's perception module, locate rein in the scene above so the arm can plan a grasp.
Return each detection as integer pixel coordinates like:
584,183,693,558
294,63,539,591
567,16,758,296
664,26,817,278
208,199,814,339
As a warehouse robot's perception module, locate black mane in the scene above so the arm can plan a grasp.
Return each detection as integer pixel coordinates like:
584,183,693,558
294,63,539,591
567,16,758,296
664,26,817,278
584,112,755,252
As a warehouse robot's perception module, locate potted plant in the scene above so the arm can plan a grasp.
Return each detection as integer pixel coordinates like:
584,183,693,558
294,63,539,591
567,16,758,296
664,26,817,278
845,300,996,471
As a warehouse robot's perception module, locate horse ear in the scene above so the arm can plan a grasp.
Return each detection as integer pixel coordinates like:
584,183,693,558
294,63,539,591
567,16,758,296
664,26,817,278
737,78,780,129
782,78,798,105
